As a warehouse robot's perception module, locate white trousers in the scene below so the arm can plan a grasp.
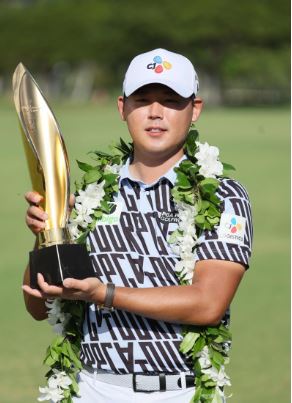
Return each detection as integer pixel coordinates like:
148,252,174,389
72,371,196,403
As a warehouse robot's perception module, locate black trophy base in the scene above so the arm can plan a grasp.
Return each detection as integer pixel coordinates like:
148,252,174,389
29,243,96,289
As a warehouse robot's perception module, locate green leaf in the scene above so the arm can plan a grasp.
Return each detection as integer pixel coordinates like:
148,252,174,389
65,340,82,369
185,129,199,155
191,385,202,403
63,389,70,398
50,347,60,361
195,214,205,225
83,169,102,184
217,324,232,341
199,178,219,194
210,387,223,403
51,335,65,347
185,131,198,155
206,216,220,225
176,171,192,188
43,355,56,366
93,210,103,219
114,138,133,158
176,159,193,173
103,173,118,187
180,331,200,354
204,380,217,388
199,200,210,212
70,374,79,394
200,178,219,187
222,162,236,172
193,364,201,379
191,336,206,356
189,165,200,178
207,204,220,217
214,335,224,343
100,200,112,213
183,192,195,204
62,355,72,368
76,230,90,244
201,386,217,402
212,350,225,367
206,327,220,336
93,150,112,158
208,193,221,204
76,160,93,172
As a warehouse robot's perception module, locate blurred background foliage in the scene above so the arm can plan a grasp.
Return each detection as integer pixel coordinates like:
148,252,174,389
0,2,290,402
0,0,290,105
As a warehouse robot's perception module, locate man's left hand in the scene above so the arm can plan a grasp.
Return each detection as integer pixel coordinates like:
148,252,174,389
22,273,106,303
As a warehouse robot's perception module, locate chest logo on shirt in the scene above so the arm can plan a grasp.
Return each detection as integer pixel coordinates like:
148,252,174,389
217,213,246,245
158,211,180,223
96,201,123,226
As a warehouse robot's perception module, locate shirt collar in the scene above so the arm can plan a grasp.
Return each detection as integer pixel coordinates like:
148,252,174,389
119,154,187,187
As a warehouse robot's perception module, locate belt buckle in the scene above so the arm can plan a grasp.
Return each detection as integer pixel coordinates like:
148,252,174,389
132,374,145,393
132,373,166,393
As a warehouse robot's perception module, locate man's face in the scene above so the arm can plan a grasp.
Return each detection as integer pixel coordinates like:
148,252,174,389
117,84,202,161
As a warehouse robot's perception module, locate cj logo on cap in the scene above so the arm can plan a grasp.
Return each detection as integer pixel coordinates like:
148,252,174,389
147,55,172,74
217,213,246,246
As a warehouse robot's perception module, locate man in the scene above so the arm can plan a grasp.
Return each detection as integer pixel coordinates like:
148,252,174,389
23,49,252,402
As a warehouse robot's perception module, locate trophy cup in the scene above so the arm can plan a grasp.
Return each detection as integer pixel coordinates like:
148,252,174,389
13,63,96,288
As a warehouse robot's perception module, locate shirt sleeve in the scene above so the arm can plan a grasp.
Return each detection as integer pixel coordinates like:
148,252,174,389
194,178,253,269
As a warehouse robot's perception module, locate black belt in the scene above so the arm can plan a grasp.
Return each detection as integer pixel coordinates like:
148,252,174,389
82,366,195,392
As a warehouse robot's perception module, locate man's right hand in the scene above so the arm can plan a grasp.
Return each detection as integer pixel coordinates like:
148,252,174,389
23,191,75,320
24,191,48,235
24,192,75,235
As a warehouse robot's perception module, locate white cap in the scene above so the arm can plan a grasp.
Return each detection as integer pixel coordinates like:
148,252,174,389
123,48,199,98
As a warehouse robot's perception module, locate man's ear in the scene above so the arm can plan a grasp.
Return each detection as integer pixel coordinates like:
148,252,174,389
117,96,126,121
191,97,203,123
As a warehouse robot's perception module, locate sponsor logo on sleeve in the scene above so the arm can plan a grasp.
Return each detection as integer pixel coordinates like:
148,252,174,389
217,213,246,245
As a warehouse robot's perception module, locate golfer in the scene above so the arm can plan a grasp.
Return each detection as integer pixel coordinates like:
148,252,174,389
23,48,252,402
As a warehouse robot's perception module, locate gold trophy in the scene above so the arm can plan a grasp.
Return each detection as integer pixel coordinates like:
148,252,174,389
13,63,95,288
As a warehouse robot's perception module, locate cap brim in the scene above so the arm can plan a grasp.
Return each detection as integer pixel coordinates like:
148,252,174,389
124,78,194,98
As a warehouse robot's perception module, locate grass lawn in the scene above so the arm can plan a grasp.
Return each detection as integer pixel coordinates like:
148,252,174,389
0,98,289,403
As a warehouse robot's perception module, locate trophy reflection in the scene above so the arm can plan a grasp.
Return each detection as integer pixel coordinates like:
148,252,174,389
13,63,95,288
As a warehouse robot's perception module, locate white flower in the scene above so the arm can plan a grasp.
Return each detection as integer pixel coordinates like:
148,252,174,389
74,203,94,228
48,370,72,389
223,342,231,353
52,323,65,335
202,365,231,387
174,260,194,281
68,222,80,240
171,201,198,283
105,163,122,174
38,371,72,402
46,299,70,335
195,142,223,178
76,182,105,212
69,181,106,233
38,386,64,403
196,346,212,369
46,299,62,323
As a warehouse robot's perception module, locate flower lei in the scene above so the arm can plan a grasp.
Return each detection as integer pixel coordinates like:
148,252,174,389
38,128,235,403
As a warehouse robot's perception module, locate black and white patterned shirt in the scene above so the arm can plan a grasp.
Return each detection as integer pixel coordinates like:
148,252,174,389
80,158,253,374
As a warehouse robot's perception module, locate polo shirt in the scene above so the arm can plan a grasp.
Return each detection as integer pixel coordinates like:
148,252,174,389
80,157,253,374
